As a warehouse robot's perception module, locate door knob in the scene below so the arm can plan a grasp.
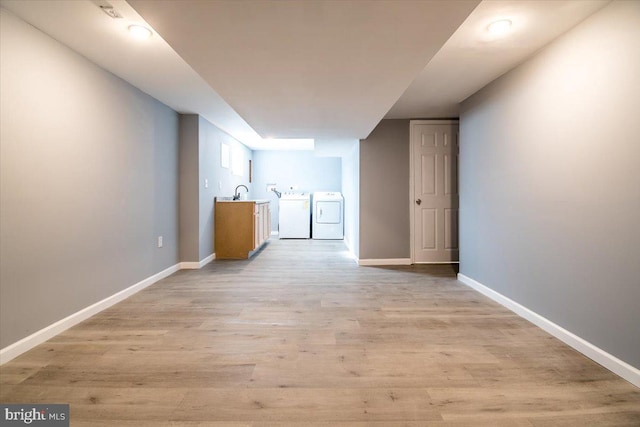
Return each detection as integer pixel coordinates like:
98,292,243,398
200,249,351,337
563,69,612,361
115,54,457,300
416,199,422,205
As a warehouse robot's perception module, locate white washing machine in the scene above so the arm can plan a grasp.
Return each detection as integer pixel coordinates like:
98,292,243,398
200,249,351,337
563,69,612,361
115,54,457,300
279,192,311,238
312,192,344,239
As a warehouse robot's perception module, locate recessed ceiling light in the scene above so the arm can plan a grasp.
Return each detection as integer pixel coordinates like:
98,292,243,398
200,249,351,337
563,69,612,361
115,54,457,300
487,19,512,36
128,25,152,40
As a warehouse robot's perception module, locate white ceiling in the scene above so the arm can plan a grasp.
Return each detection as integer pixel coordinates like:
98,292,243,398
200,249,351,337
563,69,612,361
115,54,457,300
127,0,480,141
1,0,609,149
385,0,609,119
0,0,264,147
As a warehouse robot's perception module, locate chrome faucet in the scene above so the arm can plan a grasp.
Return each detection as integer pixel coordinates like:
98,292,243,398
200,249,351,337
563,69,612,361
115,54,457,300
233,184,249,200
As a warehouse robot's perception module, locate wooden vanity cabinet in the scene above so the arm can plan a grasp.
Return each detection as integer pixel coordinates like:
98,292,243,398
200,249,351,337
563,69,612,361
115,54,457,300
215,200,271,259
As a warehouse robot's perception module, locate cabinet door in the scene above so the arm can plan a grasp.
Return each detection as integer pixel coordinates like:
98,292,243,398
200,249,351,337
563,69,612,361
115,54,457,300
215,201,255,259
254,204,260,249
261,204,269,242
267,205,271,240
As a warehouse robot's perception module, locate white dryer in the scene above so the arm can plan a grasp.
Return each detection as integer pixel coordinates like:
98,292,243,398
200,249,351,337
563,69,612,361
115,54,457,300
312,192,344,239
279,192,311,238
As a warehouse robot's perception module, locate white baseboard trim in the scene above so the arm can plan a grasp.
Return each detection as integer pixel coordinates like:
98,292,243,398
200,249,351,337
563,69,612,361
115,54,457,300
179,262,200,269
200,253,215,267
358,258,412,266
414,261,460,265
270,231,279,236
344,248,358,264
457,273,640,388
179,253,215,270
342,238,358,264
0,263,181,365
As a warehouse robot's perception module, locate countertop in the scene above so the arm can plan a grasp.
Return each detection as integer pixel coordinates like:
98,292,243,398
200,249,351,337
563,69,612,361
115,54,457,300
215,197,270,204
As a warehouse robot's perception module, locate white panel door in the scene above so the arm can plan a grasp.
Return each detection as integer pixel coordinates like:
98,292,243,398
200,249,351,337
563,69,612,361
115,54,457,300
412,122,459,263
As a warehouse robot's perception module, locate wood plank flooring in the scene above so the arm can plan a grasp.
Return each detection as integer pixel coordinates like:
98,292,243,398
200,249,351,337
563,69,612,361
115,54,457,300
1,239,639,425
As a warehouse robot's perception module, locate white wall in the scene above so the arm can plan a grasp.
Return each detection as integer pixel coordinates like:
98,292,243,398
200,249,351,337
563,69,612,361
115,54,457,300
341,141,360,258
0,9,179,348
459,1,640,369
252,151,342,232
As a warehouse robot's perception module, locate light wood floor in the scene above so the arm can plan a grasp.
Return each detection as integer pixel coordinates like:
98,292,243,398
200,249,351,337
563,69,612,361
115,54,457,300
1,239,639,426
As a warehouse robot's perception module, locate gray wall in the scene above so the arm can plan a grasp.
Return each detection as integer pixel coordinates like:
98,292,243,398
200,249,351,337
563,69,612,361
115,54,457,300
179,115,200,262
359,120,410,260
252,151,342,232
179,115,253,262
0,9,179,348
199,117,253,260
342,141,360,258
459,0,640,368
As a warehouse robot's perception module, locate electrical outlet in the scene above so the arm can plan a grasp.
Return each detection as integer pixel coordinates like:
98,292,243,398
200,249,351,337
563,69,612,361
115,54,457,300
158,236,163,248
204,179,209,188
218,181,223,190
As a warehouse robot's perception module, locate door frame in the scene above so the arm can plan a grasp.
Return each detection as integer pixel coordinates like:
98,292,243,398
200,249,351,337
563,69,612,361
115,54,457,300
409,119,459,264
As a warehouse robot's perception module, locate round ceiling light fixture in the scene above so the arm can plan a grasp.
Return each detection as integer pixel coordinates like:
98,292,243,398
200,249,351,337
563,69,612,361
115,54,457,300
487,19,513,36
128,24,152,40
